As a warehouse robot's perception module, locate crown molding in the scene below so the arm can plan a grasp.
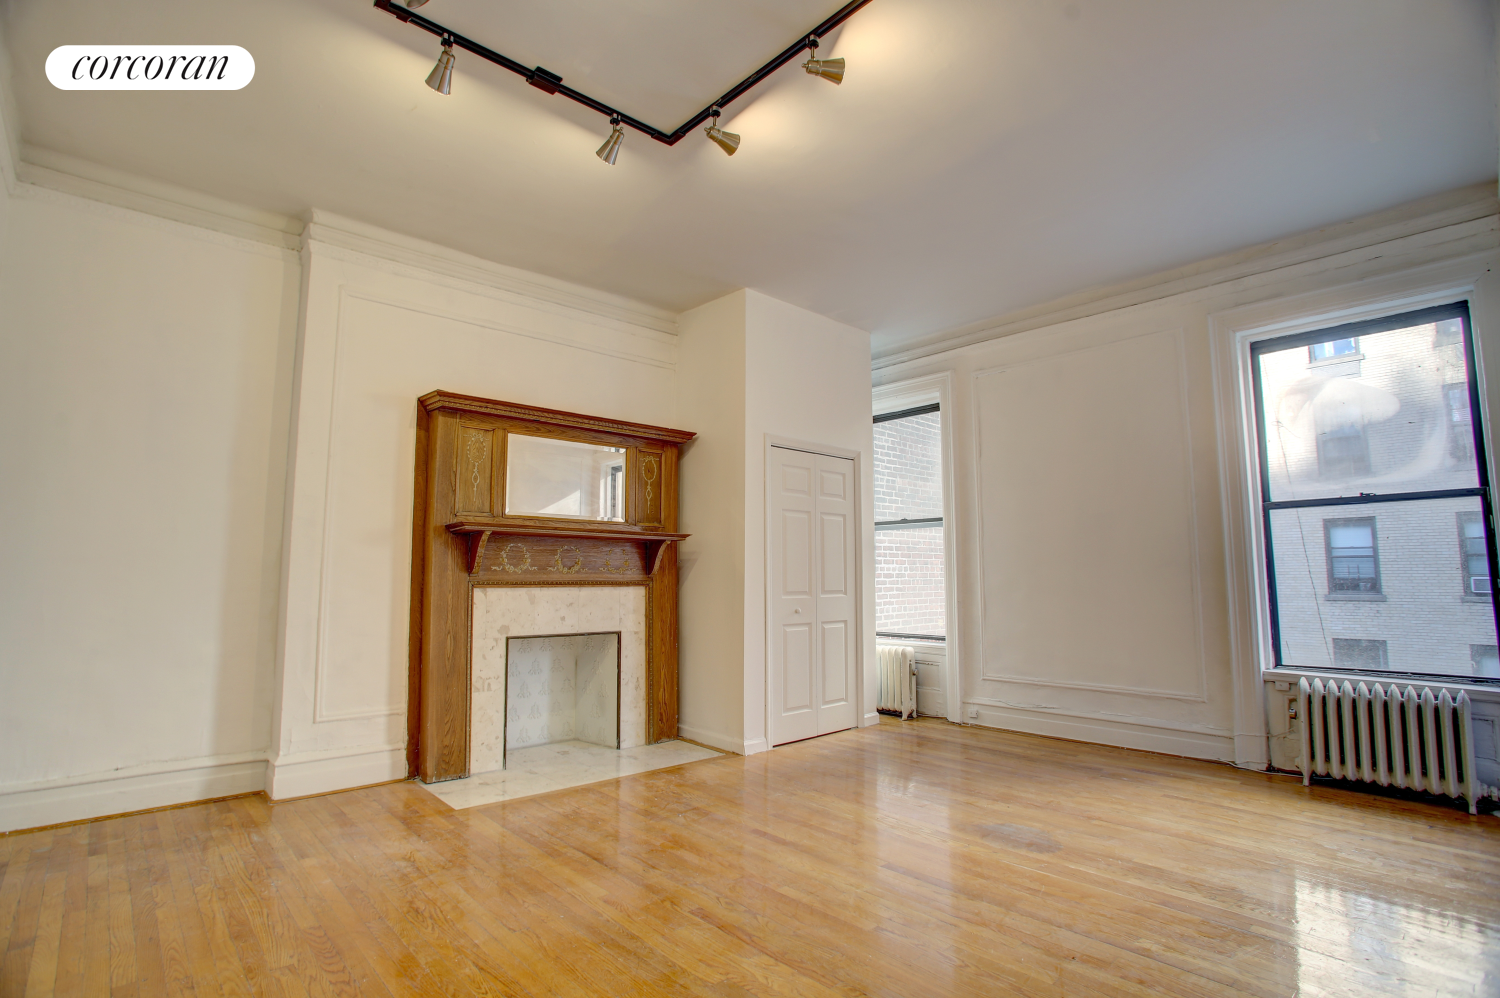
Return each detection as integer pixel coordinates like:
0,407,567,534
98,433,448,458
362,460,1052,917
301,209,678,338
874,181,1500,370
5,147,680,341
15,145,302,250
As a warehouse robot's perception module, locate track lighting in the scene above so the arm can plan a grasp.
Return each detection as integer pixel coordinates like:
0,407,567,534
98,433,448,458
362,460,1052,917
596,116,624,165
425,38,454,95
703,108,740,156
801,37,844,85
375,0,875,162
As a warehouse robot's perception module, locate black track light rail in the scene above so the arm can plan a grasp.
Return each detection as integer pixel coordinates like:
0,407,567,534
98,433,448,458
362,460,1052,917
373,0,873,145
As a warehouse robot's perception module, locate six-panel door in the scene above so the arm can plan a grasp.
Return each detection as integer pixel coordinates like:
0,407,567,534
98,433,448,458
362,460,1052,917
769,446,858,745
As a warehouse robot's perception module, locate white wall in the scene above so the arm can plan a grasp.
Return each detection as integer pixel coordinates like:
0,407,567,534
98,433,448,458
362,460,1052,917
676,291,748,750
0,181,299,831
268,211,680,799
677,289,875,753
0,140,875,824
743,292,877,751
876,183,1500,767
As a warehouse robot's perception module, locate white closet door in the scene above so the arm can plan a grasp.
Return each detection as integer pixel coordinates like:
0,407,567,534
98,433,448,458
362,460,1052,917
769,446,858,746
813,453,858,735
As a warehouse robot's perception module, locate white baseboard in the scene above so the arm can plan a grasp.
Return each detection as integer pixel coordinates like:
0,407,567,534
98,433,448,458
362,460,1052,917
0,755,267,833
969,703,1234,761
1234,733,1270,770
265,745,407,800
676,723,748,756
741,737,769,756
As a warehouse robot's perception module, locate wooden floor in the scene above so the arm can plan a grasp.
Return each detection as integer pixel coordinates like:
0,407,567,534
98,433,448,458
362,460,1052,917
3,720,1497,997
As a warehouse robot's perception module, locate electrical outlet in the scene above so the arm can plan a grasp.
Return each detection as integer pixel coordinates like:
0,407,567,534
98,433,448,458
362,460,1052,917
967,707,979,720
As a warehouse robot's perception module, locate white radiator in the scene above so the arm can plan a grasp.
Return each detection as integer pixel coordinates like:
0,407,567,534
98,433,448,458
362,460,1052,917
877,645,916,719
1298,677,1497,814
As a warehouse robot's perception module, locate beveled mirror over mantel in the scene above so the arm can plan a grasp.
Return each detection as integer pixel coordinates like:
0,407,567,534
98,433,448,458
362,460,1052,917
409,390,695,783
505,433,627,521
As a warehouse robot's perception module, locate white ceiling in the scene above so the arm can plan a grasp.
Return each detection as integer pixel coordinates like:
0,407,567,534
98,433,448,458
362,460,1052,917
3,0,1495,353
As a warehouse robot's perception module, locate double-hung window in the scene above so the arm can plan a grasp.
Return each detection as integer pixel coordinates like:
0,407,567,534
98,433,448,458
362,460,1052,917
874,403,946,641
1325,518,1379,594
1252,302,1500,681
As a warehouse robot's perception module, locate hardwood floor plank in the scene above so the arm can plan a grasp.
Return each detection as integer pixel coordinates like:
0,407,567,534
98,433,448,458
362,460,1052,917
2,719,1497,997
21,839,68,997
80,826,113,997
122,814,168,996
105,825,138,998
2,833,53,998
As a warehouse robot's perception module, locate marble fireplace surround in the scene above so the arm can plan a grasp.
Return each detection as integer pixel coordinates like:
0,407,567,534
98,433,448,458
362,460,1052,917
471,586,648,773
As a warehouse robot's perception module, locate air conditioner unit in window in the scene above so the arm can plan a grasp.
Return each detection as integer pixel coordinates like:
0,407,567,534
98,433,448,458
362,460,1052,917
1472,577,1492,595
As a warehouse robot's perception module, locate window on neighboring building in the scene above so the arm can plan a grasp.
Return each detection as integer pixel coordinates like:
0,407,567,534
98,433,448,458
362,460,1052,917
1459,512,1490,596
1446,382,1475,461
1309,337,1358,361
1472,644,1500,679
874,403,946,641
1317,425,1370,478
1326,518,1379,594
1333,638,1389,671
1253,301,1499,681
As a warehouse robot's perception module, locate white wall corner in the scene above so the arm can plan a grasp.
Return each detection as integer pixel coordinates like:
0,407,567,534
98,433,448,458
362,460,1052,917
676,724,757,756
264,746,406,802
676,289,749,750
0,755,267,834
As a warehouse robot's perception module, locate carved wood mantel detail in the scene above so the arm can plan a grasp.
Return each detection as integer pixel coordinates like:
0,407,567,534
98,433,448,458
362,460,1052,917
410,391,695,783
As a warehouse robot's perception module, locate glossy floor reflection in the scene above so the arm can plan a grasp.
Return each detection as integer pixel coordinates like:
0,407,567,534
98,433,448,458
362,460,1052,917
2,718,1496,996
423,738,722,809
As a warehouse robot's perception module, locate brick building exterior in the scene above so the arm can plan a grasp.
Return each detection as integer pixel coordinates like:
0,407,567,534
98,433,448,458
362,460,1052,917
1259,319,1499,678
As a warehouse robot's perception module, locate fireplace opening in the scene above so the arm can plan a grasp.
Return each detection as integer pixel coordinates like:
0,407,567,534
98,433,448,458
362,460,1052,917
505,632,620,755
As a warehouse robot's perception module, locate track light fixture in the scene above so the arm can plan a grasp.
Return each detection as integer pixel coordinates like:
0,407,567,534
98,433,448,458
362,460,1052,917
425,37,454,94
596,116,625,165
376,0,872,161
703,108,740,156
801,37,845,85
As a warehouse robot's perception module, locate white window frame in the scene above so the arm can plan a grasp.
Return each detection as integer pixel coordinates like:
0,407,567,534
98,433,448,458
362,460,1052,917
1210,260,1500,767
872,373,960,723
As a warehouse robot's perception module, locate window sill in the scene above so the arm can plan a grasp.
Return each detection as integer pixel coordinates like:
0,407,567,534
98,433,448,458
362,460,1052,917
1263,667,1500,699
1323,593,1386,602
1462,595,1492,604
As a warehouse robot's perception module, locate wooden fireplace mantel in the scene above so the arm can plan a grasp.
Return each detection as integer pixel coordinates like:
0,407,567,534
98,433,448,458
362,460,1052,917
445,521,690,575
409,391,695,783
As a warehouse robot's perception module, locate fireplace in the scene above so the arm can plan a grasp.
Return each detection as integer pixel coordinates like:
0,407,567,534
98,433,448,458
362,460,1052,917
470,584,650,773
506,634,619,751
410,392,693,783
